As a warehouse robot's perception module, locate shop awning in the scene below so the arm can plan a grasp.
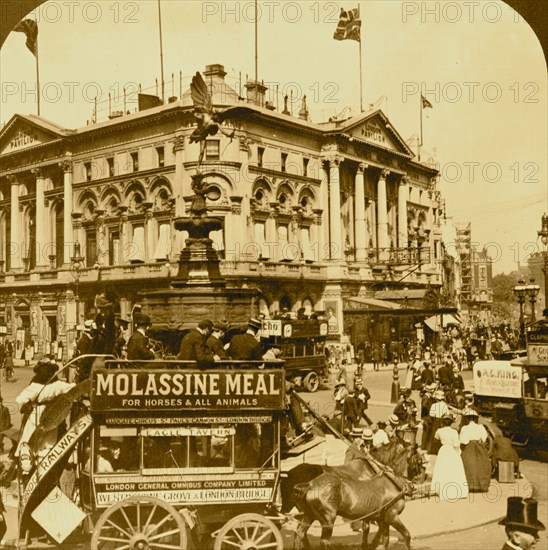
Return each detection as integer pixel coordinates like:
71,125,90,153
424,314,460,332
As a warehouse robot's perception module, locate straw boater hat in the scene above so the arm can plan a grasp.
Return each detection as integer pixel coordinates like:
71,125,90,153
463,407,479,417
362,428,374,441
499,497,546,534
335,379,347,387
388,414,399,425
434,390,445,401
350,427,363,437
425,383,437,392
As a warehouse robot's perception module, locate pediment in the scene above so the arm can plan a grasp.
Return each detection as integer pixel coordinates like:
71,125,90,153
0,115,67,155
338,111,414,157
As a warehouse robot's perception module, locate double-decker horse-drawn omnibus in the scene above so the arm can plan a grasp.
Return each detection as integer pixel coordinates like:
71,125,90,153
16,357,287,549
260,318,329,392
473,319,548,459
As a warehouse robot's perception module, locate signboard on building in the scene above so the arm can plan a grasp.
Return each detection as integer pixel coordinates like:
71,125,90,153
473,361,522,398
91,369,286,411
527,344,548,366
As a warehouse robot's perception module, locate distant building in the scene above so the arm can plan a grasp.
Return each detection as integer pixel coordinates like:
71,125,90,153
0,63,444,357
455,222,493,322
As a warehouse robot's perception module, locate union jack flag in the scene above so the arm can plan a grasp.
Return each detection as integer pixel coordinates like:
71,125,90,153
333,7,361,42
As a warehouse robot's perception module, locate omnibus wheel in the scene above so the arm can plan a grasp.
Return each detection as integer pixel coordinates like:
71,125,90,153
213,513,283,550
303,372,320,393
91,496,187,550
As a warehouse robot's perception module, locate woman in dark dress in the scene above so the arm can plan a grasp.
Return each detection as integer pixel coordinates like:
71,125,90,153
459,408,491,492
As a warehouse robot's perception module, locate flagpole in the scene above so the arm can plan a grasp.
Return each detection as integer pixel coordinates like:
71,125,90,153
35,31,40,116
419,92,423,161
358,4,363,112
158,0,165,103
254,0,259,85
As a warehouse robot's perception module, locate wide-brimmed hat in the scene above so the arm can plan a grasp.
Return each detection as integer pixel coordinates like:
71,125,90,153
213,320,230,332
33,360,59,384
362,428,374,440
463,407,479,417
95,295,114,310
134,313,151,327
248,318,262,331
425,383,437,392
401,387,411,396
434,390,445,400
83,319,97,333
499,497,545,533
388,414,399,425
350,427,363,437
335,379,347,387
116,317,131,326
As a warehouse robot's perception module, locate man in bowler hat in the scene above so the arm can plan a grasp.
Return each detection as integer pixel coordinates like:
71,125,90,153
499,497,545,549
227,319,264,360
126,314,155,360
178,320,215,364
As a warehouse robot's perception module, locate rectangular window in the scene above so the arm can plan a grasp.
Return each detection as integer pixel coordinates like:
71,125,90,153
109,230,120,266
128,225,145,263
154,223,170,261
84,162,92,181
254,222,269,260
156,146,165,168
107,157,115,177
209,228,225,259
130,151,139,172
303,157,309,177
281,152,288,172
300,227,313,262
257,147,265,168
85,230,97,268
205,140,220,161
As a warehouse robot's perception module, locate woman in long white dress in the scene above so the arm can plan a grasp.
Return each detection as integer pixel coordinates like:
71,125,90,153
431,415,469,501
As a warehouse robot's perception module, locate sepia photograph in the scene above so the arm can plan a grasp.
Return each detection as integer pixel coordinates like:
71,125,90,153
0,0,546,548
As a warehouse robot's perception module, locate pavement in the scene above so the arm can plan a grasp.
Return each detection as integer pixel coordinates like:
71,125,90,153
0,360,539,548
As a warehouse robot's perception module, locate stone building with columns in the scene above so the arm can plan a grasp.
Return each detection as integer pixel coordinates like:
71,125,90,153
0,64,443,358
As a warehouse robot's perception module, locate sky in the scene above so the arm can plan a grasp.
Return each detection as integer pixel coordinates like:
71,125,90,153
1,0,547,274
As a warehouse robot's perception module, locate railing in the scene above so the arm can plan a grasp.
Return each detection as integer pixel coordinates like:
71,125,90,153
367,247,431,266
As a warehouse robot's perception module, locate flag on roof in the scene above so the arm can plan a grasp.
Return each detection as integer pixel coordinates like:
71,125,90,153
421,95,433,109
14,19,38,56
333,7,361,42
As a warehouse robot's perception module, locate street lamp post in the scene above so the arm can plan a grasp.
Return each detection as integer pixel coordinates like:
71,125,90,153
537,212,548,312
525,277,540,324
70,242,86,333
514,280,527,348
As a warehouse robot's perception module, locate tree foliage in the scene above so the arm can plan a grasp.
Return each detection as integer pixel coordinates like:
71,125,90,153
492,272,519,303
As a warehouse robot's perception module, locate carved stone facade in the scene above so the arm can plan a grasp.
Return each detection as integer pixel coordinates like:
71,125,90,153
0,64,444,357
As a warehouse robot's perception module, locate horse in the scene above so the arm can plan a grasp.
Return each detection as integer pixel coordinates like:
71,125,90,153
293,469,414,550
280,458,378,514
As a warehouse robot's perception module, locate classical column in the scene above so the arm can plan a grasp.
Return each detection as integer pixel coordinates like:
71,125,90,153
144,203,155,262
398,176,409,249
172,135,185,217
327,155,344,261
71,212,83,251
60,161,73,264
32,168,48,268
354,163,367,262
118,206,129,263
319,162,330,261
8,176,21,270
377,169,390,251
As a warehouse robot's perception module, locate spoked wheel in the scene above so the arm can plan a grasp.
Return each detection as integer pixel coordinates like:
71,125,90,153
303,372,320,393
213,513,283,550
91,496,187,550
